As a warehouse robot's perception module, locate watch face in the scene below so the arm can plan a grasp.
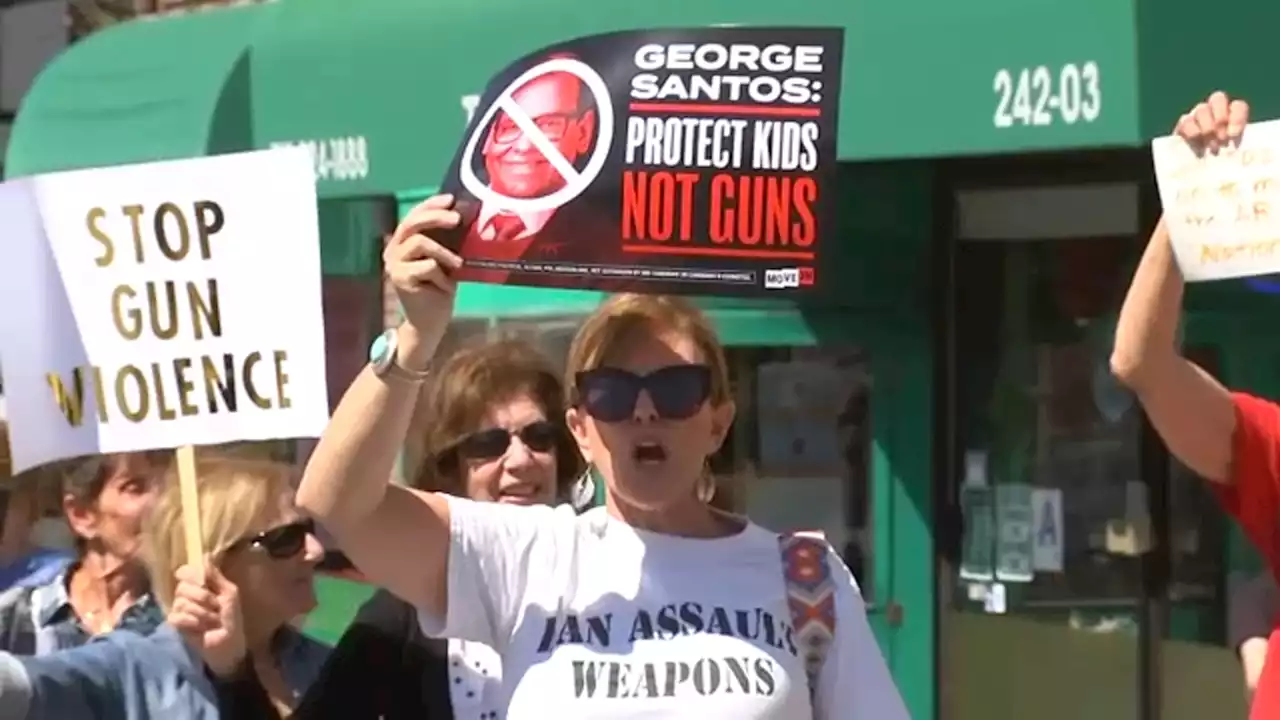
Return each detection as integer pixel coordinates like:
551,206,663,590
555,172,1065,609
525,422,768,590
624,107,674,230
369,330,395,371
368,334,388,364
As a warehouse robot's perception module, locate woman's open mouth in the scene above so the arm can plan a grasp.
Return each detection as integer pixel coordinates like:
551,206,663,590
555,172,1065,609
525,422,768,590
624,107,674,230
497,484,543,505
632,441,668,466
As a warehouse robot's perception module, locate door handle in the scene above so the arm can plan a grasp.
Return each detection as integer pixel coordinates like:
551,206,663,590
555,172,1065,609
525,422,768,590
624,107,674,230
885,601,904,627
866,600,905,627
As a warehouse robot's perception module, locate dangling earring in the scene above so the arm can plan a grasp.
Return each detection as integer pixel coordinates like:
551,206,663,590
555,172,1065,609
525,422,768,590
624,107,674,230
696,464,716,504
570,467,596,511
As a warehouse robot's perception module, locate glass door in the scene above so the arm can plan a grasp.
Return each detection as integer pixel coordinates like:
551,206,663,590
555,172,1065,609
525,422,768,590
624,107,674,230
941,236,1243,720
944,237,1147,720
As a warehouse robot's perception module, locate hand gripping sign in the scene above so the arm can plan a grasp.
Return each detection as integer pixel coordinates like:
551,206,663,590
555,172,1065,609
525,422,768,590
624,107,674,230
437,27,844,297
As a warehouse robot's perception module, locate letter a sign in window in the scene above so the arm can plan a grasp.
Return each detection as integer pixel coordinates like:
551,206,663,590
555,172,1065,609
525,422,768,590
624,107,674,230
1030,488,1063,573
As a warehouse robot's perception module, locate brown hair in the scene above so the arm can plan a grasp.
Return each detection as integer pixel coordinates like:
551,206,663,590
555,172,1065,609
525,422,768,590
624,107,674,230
410,339,582,498
565,294,736,512
0,422,81,524
57,451,170,507
142,454,295,611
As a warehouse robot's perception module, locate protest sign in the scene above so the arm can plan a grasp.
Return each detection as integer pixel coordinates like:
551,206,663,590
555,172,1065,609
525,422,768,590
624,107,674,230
439,27,844,296
0,148,329,475
1153,119,1280,281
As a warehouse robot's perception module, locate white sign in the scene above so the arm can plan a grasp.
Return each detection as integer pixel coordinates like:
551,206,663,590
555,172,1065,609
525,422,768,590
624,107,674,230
992,63,1101,129
1030,487,1064,572
763,268,800,289
268,136,370,183
0,149,329,473
963,450,988,488
1153,119,1280,281
983,582,1007,615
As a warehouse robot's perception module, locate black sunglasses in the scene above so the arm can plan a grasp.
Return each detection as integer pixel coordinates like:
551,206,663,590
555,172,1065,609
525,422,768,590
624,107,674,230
229,518,315,560
575,365,712,423
453,420,561,461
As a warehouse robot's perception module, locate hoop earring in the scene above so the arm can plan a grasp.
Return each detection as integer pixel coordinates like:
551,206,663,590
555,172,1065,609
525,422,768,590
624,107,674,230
696,465,716,504
570,467,596,511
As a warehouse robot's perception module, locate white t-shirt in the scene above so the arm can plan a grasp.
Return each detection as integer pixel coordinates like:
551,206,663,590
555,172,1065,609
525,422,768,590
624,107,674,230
448,638,503,717
419,498,909,719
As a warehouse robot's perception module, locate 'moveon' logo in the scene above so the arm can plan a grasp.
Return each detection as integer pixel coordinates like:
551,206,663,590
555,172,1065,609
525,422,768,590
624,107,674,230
764,268,799,289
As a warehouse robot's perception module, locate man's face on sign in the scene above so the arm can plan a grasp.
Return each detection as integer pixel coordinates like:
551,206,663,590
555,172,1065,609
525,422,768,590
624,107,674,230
483,71,597,199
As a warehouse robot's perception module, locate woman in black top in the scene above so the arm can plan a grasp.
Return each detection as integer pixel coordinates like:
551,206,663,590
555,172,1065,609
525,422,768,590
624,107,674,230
182,339,583,719
216,587,447,719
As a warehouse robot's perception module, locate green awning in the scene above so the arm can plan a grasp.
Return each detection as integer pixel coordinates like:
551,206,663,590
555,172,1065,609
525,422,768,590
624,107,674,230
5,4,273,178
253,0,884,199
248,0,1280,201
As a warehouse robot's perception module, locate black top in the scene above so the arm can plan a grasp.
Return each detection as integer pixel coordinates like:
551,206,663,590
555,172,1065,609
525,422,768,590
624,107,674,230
217,588,454,719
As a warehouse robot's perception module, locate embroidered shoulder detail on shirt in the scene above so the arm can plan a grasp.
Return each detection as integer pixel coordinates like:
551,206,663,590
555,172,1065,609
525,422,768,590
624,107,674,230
779,532,836,703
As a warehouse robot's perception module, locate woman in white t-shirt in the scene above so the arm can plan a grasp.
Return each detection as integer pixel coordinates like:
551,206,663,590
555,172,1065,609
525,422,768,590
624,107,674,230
297,194,910,719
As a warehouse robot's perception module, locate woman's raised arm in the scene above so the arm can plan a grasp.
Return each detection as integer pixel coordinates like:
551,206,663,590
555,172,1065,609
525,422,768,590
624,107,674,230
1111,92,1248,483
296,195,463,615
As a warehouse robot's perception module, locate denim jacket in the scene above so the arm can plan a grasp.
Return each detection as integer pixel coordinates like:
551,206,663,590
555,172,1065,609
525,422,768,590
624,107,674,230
0,568,165,655
0,550,71,594
0,623,331,719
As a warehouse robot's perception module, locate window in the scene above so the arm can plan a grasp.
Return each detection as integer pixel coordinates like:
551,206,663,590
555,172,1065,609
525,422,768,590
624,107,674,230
952,236,1224,615
725,346,874,594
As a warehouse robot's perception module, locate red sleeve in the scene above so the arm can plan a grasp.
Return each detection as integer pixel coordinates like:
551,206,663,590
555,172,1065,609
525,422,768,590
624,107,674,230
1214,393,1280,576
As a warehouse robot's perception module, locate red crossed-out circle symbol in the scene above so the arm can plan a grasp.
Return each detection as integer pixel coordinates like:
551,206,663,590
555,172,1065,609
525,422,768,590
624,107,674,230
459,57,615,215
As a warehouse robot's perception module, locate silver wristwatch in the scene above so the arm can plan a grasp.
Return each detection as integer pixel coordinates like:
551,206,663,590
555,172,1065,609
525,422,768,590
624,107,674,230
368,328,430,382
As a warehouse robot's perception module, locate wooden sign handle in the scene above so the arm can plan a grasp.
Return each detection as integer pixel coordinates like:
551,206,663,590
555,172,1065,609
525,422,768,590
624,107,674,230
175,444,204,578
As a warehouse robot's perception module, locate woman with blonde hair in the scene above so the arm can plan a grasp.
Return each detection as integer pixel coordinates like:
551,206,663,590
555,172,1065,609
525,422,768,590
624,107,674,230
179,338,582,719
295,194,908,719
0,453,329,718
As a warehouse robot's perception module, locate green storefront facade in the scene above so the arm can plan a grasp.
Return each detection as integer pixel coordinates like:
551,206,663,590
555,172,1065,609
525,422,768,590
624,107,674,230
10,0,1280,717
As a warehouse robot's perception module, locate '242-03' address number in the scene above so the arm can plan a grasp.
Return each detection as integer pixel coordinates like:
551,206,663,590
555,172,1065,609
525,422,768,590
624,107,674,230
993,62,1101,128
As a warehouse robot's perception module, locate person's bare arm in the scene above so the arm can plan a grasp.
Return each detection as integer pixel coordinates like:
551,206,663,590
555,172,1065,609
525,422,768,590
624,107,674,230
300,348,451,613
296,196,462,616
1110,91,1249,483
1110,220,1235,481
1241,637,1269,700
